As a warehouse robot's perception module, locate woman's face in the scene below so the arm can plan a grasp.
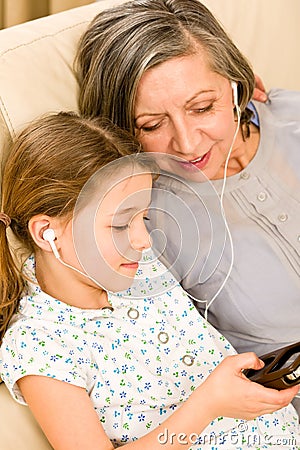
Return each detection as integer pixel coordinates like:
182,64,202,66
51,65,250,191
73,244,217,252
134,50,237,180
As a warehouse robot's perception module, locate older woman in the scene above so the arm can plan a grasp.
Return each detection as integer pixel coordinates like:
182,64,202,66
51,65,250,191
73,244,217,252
75,0,300,409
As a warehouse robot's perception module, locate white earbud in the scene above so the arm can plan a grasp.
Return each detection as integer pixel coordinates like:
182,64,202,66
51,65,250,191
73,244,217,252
42,227,105,289
231,81,239,109
42,228,60,259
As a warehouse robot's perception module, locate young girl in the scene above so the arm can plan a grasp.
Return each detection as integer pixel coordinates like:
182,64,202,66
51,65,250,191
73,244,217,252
0,112,299,450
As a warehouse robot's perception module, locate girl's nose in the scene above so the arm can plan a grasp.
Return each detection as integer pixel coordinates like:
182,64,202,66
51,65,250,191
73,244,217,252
129,217,151,252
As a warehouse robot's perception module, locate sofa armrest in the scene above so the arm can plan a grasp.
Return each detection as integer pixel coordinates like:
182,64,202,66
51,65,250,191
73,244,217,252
0,382,53,450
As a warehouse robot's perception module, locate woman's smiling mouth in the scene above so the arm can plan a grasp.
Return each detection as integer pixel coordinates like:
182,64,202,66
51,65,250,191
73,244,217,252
177,150,211,171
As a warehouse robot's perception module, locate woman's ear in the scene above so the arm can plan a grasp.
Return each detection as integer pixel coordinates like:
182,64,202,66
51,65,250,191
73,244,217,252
28,215,58,253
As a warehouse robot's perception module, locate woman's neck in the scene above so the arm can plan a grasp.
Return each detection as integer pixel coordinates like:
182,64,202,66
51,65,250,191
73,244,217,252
214,123,260,179
34,251,110,310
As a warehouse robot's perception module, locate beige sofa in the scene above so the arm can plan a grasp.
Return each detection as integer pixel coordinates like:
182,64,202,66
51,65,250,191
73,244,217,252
0,1,299,448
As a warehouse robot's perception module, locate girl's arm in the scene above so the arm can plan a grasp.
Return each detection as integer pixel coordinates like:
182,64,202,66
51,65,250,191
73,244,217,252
17,352,299,450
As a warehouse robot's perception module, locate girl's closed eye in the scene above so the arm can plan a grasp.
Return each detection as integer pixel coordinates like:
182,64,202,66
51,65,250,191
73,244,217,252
111,208,150,233
112,217,150,232
112,224,129,232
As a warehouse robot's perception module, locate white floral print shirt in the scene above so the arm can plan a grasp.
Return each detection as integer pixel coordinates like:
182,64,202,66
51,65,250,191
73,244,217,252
0,252,299,449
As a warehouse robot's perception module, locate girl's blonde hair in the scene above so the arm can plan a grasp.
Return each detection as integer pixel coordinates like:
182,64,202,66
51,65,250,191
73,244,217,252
75,0,255,136
0,112,155,343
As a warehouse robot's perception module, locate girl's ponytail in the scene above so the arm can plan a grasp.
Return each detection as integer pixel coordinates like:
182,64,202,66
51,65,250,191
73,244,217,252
0,219,25,344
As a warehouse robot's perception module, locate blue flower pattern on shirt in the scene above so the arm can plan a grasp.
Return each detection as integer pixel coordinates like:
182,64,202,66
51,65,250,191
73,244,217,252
0,253,299,449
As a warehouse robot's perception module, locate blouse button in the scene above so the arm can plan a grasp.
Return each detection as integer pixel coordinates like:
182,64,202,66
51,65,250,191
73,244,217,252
182,355,195,366
158,332,169,344
127,307,139,320
297,235,300,242
257,192,267,202
278,213,288,222
240,172,250,180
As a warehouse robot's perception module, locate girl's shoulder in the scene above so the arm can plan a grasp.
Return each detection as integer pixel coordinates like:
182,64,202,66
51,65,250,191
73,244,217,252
0,316,89,404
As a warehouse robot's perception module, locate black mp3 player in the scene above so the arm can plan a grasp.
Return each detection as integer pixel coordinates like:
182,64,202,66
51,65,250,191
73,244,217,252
244,341,300,390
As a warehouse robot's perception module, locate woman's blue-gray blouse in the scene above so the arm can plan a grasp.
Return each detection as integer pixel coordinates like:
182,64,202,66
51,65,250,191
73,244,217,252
150,88,300,357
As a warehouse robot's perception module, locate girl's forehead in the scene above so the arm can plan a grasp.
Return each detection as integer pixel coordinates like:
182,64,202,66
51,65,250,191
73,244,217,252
74,169,153,221
99,172,153,213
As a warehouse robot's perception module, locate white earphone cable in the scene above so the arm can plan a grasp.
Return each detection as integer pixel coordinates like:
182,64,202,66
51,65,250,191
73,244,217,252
186,96,241,321
45,232,107,290
203,104,240,320
56,255,113,291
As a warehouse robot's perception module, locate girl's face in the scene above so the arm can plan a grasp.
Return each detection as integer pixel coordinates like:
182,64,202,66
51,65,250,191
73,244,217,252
60,171,152,292
134,50,237,180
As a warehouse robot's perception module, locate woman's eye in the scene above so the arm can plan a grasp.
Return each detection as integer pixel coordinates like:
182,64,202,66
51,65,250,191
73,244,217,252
140,123,160,132
137,119,164,133
192,103,213,114
143,216,150,222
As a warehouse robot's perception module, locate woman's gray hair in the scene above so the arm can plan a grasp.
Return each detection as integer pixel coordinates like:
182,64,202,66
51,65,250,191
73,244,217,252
75,0,255,135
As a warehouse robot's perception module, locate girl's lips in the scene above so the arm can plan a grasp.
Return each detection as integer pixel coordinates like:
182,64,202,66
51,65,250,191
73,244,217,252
177,150,211,171
121,262,139,269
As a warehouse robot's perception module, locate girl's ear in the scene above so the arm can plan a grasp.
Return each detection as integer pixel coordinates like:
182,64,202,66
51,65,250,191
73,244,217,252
28,215,58,253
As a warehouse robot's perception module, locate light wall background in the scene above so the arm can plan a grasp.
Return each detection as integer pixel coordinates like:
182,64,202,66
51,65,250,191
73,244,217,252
0,0,299,91
0,0,94,28
202,0,300,91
